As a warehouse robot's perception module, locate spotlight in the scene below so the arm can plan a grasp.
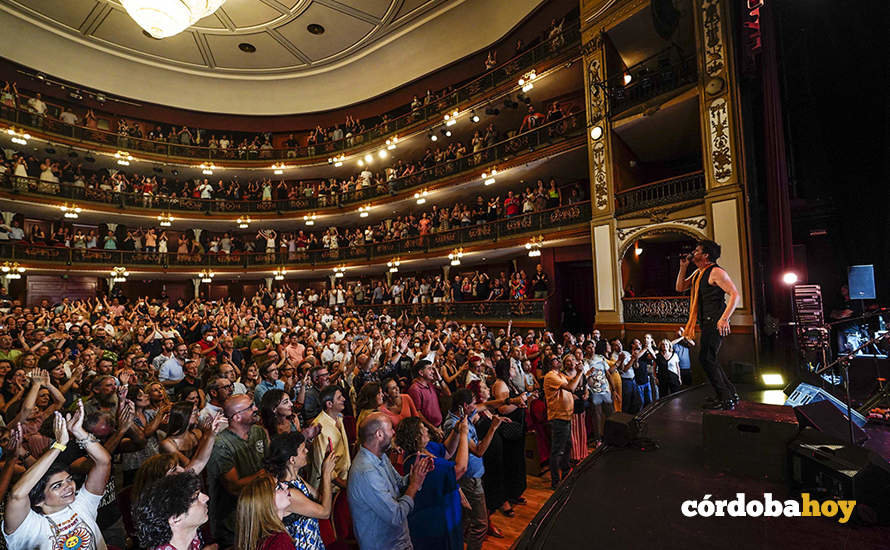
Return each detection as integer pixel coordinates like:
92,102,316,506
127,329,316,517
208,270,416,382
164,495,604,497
624,73,633,85
761,373,784,387
470,111,480,123
782,272,799,285
590,126,603,140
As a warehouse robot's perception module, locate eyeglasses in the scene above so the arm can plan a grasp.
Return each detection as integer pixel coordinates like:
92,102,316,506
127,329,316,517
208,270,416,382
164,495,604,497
229,403,256,417
215,383,234,392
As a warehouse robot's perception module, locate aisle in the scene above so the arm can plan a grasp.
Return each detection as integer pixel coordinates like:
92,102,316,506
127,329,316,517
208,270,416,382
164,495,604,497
485,474,554,550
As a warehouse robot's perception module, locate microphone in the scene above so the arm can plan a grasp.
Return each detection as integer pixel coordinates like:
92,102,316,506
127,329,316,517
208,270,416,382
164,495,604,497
667,252,694,262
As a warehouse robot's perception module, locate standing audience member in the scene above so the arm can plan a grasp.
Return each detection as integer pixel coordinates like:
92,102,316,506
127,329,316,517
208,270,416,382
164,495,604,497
543,355,584,489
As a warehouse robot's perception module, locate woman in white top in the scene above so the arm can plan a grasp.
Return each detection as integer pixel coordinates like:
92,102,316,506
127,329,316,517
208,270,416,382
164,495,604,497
3,402,112,550
655,339,682,397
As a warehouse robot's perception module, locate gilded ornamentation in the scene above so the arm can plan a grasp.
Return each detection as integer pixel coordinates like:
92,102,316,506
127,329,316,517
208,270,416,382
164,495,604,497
708,98,732,183
615,217,709,248
592,141,608,210
623,297,689,324
587,58,605,123
702,0,725,77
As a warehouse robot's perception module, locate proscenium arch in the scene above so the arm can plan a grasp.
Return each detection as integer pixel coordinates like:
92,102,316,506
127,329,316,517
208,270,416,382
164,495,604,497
616,224,706,262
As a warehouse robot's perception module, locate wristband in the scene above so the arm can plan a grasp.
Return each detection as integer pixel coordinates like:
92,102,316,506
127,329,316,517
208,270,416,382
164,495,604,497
51,441,67,452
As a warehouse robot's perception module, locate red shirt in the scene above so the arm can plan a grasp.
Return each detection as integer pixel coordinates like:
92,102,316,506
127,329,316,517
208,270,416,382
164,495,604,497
408,378,443,427
152,536,202,550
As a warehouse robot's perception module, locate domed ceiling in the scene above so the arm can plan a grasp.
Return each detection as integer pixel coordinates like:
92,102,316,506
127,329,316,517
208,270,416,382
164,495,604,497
0,0,543,114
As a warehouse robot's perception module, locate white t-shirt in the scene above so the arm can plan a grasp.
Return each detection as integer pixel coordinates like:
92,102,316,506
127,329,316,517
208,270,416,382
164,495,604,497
3,487,104,550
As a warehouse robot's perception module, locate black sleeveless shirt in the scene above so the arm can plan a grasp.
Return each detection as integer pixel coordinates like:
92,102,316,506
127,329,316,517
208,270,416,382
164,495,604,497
698,264,726,321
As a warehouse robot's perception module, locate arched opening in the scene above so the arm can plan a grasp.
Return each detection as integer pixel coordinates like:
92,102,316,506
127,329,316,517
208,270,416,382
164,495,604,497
620,231,697,298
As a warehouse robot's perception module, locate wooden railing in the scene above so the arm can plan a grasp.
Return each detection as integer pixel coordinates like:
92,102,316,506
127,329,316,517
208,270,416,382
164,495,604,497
614,171,705,216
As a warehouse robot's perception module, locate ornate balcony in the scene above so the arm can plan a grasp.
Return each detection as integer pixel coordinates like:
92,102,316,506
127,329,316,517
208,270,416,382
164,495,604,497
1,112,584,215
351,299,547,324
0,27,580,164
0,202,591,269
614,171,705,216
607,47,697,116
622,296,689,324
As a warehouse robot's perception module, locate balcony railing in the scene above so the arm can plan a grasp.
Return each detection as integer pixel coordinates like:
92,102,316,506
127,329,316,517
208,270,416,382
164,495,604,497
1,112,584,215
0,201,591,269
0,27,580,163
614,171,705,216
623,296,689,324
350,299,547,323
607,47,697,116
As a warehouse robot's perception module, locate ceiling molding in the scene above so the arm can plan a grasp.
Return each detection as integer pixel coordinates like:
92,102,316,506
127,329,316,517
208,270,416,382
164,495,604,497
0,0,545,114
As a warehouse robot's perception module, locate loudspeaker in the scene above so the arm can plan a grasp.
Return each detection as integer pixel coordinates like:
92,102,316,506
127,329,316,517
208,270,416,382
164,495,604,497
848,264,876,300
789,427,890,524
703,401,799,480
793,399,869,445
603,412,642,447
784,382,868,428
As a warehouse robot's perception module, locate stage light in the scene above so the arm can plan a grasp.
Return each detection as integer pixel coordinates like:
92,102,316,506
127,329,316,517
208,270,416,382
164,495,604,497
782,272,799,285
761,373,784,387
590,126,603,140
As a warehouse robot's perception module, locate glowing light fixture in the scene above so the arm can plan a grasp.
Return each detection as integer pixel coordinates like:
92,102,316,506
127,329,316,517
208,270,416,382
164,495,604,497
7,128,30,146
157,212,174,227
1,262,25,279
388,258,401,273
481,168,498,186
199,162,216,175
525,235,544,257
115,151,133,166
414,190,429,205
121,0,227,39
303,213,317,226
378,149,388,159
624,73,633,85
449,248,463,266
199,269,215,283
358,205,371,218
333,265,346,278
273,267,287,281
364,153,374,164
386,137,399,150
111,266,129,283
519,69,537,92
782,271,799,285
761,373,785,387
237,216,251,229
590,126,603,140
271,162,286,175
60,203,82,219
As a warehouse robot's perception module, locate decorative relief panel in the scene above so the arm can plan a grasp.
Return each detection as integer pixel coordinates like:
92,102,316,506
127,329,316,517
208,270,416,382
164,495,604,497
708,98,733,184
592,141,609,210
702,0,726,77
587,58,605,123
616,216,709,253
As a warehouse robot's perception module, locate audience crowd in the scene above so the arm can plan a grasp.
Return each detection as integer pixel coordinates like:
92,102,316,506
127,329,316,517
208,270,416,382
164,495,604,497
0,275,690,550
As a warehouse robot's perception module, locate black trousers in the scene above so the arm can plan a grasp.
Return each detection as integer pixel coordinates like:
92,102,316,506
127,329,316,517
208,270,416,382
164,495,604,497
699,320,737,400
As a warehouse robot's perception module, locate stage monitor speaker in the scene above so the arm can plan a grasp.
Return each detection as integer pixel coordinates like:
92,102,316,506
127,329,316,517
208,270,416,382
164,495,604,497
789,427,890,524
793,399,869,445
848,264,876,300
604,412,642,447
703,402,799,480
784,382,868,428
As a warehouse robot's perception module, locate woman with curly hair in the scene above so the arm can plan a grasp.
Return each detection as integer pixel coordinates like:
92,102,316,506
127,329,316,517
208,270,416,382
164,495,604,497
133,471,208,550
395,415,469,550
263,432,338,549
236,475,296,550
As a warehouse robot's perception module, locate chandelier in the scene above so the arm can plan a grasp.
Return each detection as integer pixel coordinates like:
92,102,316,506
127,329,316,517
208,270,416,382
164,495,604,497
333,265,346,278
388,258,400,273
199,269,215,283
60,203,82,219
1,262,25,279
157,212,174,227
449,248,463,266
526,236,544,257
121,0,227,39
237,216,251,229
111,266,129,283
273,267,287,281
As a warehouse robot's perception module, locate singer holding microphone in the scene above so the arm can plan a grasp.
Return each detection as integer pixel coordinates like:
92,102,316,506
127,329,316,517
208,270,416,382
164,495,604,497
675,240,740,410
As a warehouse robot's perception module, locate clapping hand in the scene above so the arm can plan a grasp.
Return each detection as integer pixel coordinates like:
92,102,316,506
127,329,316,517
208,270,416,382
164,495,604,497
321,448,338,480
409,454,434,488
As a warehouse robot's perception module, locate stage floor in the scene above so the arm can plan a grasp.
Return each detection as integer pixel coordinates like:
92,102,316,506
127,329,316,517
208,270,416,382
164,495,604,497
514,384,890,550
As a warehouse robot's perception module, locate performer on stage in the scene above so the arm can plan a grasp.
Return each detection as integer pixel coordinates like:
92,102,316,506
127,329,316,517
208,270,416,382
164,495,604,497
676,240,740,410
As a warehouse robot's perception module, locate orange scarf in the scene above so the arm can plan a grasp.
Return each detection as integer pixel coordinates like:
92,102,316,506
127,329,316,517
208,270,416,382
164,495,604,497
682,264,713,340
